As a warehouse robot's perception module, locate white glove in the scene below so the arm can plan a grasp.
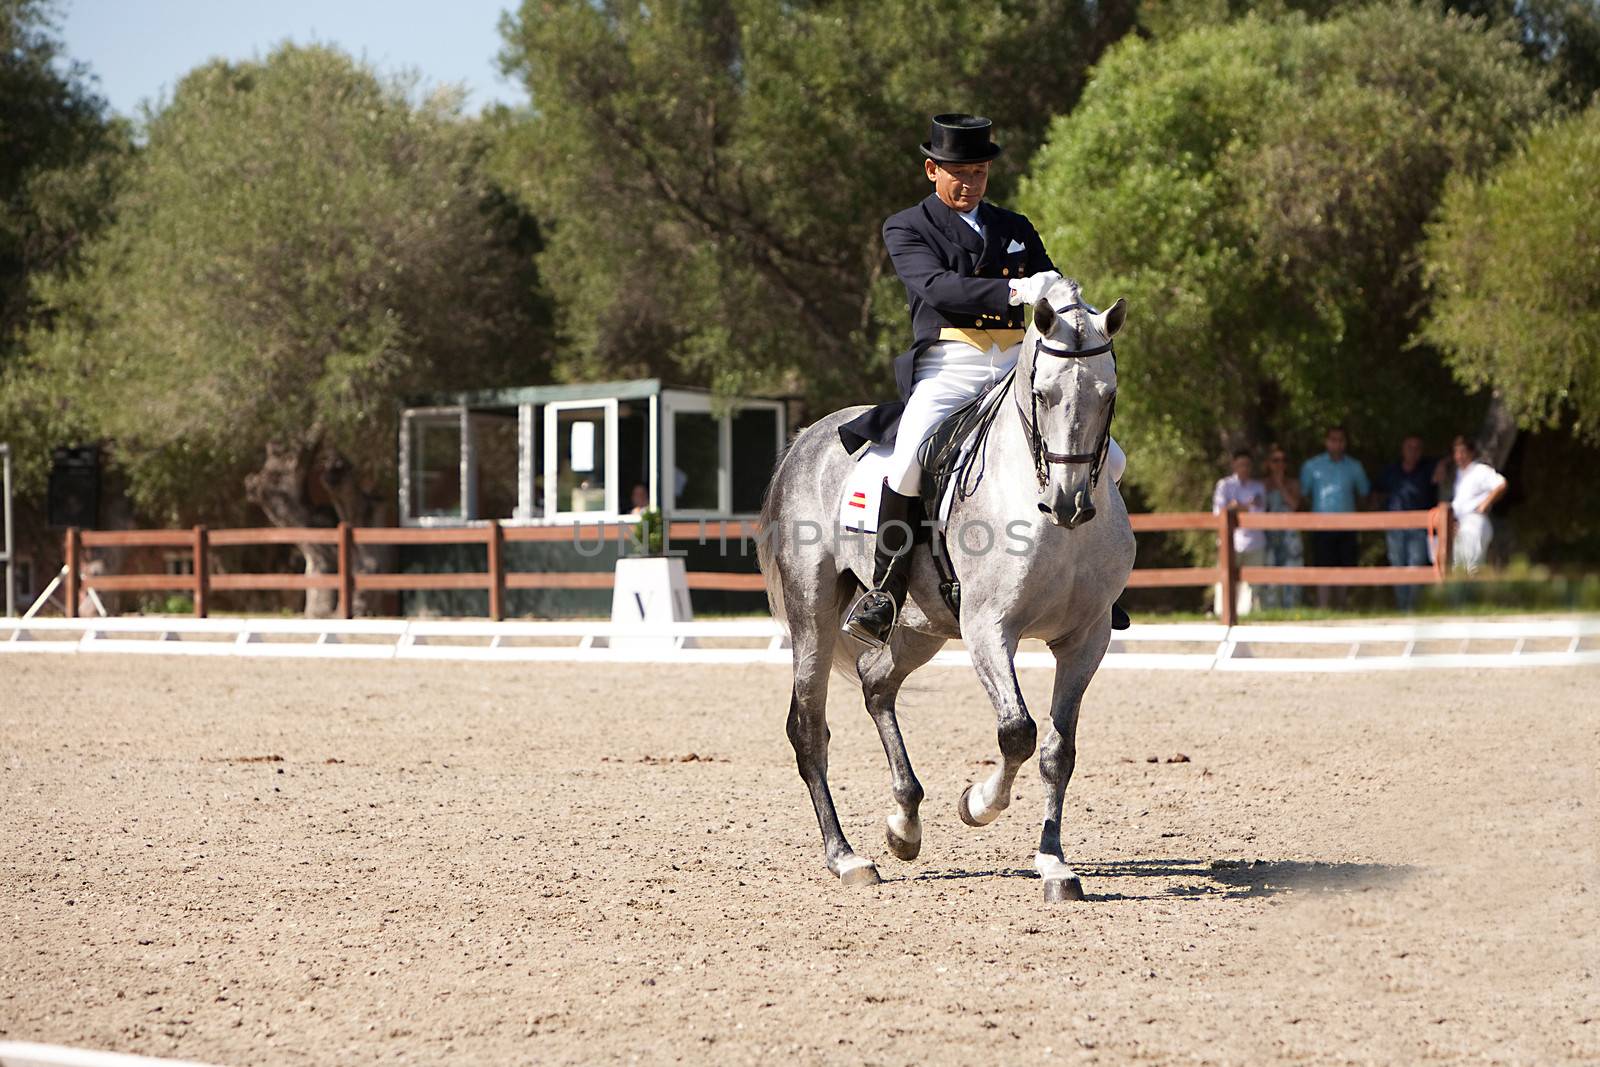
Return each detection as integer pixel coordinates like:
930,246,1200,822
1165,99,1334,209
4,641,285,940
1008,270,1061,306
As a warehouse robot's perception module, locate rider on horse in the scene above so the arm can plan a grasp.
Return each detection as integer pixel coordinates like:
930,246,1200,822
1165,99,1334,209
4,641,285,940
839,114,1130,646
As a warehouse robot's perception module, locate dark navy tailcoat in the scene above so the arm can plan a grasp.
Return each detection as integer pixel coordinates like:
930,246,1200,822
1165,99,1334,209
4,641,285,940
838,193,1055,453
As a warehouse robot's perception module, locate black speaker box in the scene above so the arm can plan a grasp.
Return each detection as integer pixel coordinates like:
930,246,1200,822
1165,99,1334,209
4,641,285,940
48,446,100,529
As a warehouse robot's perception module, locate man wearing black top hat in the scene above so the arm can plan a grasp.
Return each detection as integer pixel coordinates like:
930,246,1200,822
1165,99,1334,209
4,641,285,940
841,113,1129,646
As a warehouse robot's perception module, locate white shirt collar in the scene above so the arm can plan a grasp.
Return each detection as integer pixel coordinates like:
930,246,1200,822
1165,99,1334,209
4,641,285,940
957,204,983,234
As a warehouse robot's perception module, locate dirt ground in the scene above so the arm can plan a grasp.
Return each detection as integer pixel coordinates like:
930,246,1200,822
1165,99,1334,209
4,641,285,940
2,655,1596,1066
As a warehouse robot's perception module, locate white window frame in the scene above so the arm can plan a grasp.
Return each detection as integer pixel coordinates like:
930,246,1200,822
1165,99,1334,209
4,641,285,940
646,394,660,512
662,393,728,518
516,403,538,521
401,406,469,525
662,394,785,518
543,398,619,522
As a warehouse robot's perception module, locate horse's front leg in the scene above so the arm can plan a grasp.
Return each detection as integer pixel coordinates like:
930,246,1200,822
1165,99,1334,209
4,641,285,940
1035,625,1112,902
958,623,1035,828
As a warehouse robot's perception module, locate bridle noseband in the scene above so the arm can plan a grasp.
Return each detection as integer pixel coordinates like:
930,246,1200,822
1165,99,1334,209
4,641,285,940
1016,301,1117,491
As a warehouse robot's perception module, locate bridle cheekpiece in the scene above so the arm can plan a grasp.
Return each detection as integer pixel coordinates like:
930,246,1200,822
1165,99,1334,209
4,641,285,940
1017,300,1117,491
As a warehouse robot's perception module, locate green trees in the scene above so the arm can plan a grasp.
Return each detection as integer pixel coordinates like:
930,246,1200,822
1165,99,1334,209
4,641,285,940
1421,105,1600,444
5,0,1596,576
1019,5,1552,513
2,43,550,610
494,0,1137,406
0,0,127,373
11,44,548,530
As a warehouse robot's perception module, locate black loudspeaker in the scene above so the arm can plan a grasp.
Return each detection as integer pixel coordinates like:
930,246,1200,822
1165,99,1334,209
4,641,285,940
48,446,100,529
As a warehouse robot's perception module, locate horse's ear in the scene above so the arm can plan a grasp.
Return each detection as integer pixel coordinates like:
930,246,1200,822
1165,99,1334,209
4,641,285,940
1101,297,1127,337
1033,299,1056,335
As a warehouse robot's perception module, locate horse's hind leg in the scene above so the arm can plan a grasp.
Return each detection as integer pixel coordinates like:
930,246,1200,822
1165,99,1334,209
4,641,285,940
1035,626,1111,903
785,575,879,887
959,623,1035,828
859,628,946,862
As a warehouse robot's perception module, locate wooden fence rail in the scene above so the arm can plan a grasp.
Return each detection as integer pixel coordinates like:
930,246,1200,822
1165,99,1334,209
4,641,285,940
59,507,1454,625
1120,505,1453,623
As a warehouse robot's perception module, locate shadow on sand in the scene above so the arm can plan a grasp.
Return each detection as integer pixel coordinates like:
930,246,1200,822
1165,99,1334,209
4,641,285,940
903,857,1415,901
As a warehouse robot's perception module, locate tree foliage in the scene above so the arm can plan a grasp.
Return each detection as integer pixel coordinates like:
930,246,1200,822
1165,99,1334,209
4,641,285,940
0,0,127,373
1019,4,1551,514
1468,0,1600,104
494,0,1137,406
1421,104,1600,442
8,43,550,525
1140,1,1600,104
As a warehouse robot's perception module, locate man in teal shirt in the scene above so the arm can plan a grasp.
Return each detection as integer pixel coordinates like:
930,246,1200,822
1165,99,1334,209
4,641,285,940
1299,425,1370,609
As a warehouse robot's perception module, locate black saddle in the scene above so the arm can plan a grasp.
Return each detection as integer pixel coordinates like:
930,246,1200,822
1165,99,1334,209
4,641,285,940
913,374,1015,614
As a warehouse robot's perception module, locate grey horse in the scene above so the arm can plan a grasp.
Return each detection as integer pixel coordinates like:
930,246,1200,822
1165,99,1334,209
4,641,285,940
757,279,1134,902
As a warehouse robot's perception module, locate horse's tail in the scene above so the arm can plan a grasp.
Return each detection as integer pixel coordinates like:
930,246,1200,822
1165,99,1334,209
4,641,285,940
756,438,793,636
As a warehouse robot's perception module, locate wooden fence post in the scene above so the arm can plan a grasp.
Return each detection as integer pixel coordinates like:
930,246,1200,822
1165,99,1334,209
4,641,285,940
337,522,354,620
487,520,504,622
1218,508,1238,627
64,527,80,619
1436,504,1453,576
193,525,209,618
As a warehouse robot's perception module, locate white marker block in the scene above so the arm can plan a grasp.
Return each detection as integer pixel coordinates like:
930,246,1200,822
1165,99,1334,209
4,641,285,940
609,556,695,651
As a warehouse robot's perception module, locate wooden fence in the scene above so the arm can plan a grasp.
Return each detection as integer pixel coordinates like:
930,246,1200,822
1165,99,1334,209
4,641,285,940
1128,505,1454,624
58,506,1454,626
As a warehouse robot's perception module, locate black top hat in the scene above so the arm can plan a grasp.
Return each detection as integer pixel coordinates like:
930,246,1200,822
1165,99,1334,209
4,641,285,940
920,113,1002,164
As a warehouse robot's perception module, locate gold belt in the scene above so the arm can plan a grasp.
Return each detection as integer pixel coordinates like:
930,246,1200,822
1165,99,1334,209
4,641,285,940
936,327,1026,350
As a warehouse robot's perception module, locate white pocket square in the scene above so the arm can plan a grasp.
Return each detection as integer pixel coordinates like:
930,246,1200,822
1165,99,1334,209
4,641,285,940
1006,239,1025,253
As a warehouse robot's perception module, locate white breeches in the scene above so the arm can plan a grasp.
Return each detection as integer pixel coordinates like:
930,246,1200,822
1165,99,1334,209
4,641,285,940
1454,512,1493,573
883,339,1125,496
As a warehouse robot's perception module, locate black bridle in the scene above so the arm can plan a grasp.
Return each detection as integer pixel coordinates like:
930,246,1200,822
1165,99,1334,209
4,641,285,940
1016,301,1117,491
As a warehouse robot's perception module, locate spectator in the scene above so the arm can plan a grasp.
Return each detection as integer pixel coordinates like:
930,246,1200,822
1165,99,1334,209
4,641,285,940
1446,436,1507,574
1212,449,1267,617
1373,434,1439,611
1299,426,1370,609
1259,444,1303,610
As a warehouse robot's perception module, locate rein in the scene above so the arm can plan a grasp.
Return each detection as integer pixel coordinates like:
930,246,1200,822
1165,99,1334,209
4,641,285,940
1015,301,1117,491
942,300,1118,506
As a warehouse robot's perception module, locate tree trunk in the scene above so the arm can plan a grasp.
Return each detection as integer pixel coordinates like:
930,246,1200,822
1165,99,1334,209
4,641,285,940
1476,390,1519,470
244,437,339,618
316,445,391,616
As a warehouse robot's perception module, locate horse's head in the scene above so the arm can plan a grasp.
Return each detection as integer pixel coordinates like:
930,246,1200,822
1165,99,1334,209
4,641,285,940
1019,279,1125,529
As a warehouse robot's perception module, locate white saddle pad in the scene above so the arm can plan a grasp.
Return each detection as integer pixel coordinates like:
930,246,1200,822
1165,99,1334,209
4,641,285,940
836,435,978,534
838,380,1013,534
838,443,895,532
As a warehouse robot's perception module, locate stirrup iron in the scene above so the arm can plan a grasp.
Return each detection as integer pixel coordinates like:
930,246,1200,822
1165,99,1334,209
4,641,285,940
843,588,898,648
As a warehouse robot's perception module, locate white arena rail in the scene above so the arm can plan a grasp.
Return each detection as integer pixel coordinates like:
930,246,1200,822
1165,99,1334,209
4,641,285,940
2,615,1598,671
0,1042,219,1067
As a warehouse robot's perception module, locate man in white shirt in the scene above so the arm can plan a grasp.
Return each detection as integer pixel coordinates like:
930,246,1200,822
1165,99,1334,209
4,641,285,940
1212,450,1268,616
1447,436,1507,573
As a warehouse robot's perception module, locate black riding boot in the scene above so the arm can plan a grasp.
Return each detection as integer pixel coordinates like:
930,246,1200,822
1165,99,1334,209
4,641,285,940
842,481,919,648
1111,598,1131,630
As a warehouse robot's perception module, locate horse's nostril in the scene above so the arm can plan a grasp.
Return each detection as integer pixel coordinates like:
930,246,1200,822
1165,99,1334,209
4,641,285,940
1038,502,1052,514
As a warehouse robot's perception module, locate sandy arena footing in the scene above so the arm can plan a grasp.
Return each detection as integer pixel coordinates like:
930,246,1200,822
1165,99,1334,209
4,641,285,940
3,657,1597,1064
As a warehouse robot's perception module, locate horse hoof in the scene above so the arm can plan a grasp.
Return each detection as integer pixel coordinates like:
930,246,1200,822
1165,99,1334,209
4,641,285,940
838,858,881,887
1043,876,1085,903
885,825,920,862
958,783,996,827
